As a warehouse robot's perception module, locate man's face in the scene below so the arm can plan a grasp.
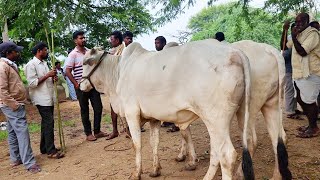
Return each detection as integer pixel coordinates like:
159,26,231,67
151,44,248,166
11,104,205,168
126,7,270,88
74,35,86,47
39,47,49,59
7,50,20,61
295,15,309,33
155,40,164,51
56,63,61,69
124,36,133,47
110,35,121,47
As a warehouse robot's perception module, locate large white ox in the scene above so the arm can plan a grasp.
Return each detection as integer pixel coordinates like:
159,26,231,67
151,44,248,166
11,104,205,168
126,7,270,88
173,40,292,180
80,39,253,180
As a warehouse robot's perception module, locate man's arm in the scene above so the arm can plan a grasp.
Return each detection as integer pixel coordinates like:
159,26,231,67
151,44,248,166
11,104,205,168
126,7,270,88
0,64,20,111
65,68,79,89
291,27,308,57
25,63,56,88
280,20,290,50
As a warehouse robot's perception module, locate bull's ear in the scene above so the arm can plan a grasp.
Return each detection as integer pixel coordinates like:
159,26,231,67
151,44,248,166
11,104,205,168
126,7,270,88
85,58,96,66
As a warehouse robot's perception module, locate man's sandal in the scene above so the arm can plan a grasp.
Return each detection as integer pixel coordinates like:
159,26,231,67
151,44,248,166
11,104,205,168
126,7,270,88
47,152,65,159
28,164,41,173
296,129,320,138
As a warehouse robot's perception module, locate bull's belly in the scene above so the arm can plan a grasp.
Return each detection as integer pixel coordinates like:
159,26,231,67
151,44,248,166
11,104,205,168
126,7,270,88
142,110,199,130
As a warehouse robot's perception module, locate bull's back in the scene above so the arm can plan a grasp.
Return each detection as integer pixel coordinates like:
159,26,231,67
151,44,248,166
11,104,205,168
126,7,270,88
118,40,246,120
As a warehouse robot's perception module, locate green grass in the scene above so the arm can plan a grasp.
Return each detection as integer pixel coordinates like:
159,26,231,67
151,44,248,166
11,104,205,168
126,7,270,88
0,122,41,141
63,119,76,127
0,130,8,141
28,123,41,133
103,114,112,124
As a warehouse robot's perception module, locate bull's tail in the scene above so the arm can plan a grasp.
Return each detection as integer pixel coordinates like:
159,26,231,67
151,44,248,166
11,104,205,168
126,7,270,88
238,50,254,180
268,47,292,180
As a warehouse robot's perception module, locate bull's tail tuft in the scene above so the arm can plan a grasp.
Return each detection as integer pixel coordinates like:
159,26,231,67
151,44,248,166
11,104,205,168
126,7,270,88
277,138,292,180
242,148,255,180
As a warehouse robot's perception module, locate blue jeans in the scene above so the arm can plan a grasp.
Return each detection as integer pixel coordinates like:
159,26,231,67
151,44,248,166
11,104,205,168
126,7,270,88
1,105,36,169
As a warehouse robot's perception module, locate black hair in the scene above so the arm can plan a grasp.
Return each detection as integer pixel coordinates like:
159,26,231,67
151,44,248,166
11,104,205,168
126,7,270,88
310,21,319,27
73,30,85,40
155,36,166,45
31,42,48,55
111,31,123,43
215,32,225,42
55,61,61,66
123,31,133,38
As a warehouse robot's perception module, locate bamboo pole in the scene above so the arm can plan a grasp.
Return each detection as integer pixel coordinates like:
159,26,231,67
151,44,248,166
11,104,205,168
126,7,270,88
44,27,66,153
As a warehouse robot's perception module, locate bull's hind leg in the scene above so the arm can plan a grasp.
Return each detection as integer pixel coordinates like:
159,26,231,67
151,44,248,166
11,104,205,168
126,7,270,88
177,126,197,171
261,94,291,180
202,112,237,180
149,120,162,177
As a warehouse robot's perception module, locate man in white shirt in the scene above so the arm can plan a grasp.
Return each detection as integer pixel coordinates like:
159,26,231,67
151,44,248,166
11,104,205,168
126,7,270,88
25,42,64,159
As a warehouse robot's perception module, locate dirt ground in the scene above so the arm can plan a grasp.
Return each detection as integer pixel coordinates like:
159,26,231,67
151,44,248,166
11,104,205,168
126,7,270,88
0,96,319,180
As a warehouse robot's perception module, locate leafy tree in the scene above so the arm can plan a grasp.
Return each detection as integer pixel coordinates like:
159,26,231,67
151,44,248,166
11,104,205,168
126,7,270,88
0,0,153,65
188,3,285,48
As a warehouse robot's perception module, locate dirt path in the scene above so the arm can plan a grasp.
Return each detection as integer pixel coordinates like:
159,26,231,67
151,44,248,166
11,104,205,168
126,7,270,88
0,97,319,180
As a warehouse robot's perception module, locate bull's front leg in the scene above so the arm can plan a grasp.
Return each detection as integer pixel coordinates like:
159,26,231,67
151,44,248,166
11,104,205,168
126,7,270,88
126,113,142,180
149,120,162,177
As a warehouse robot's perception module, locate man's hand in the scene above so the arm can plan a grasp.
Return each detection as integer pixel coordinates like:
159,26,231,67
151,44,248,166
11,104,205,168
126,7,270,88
291,26,299,38
74,83,80,89
283,20,290,31
47,69,57,77
53,76,58,82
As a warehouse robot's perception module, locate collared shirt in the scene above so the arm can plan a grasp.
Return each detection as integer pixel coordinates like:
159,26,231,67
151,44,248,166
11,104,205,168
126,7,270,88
1,57,18,70
65,47,88,83
25,57,54,106
292,26,320,79
0,58,27,110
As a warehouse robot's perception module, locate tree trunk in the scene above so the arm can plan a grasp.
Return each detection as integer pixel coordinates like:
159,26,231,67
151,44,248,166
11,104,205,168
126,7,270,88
2,19,9,42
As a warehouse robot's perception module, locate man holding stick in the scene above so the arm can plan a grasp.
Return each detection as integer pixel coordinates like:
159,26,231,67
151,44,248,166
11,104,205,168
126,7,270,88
25,42,64,158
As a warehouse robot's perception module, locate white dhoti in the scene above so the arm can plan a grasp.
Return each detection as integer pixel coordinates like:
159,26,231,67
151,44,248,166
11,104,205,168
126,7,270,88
294,74,320,104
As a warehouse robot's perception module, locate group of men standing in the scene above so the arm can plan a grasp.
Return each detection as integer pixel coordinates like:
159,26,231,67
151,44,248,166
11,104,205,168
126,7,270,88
0,29,180,173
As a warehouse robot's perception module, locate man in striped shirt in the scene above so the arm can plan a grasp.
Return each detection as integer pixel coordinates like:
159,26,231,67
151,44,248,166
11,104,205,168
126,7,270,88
65,31,106,141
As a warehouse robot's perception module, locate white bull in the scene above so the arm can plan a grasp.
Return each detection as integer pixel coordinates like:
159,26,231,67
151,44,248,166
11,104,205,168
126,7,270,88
175,40,292,180
80,39,253,180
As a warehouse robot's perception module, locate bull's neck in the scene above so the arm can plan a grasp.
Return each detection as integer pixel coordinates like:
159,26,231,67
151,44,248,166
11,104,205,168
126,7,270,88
101,55,120,97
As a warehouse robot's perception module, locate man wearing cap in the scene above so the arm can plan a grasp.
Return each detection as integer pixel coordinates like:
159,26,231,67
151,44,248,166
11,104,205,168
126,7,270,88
0,41,41,173
25,42,64,159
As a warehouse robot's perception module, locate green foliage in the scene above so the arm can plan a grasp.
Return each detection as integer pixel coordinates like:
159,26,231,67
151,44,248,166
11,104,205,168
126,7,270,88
19,69,27,85
188,3,285,48
0,0,153,65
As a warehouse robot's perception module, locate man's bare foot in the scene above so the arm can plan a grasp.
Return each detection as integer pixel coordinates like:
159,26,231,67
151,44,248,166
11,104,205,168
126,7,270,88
106,132,119,140
86,134,97,141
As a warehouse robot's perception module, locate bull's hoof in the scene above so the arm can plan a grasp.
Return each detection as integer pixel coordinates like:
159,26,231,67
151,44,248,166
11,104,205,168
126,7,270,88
175,155,186,162
149,171,161,177
184,164,197,171
129,173,141,180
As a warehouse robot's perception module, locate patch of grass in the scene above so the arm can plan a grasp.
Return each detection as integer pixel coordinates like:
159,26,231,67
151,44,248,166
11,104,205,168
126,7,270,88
63,119,76,127
103,114,112,124
28,123,41,133
0,122,41,141
0,130,8,141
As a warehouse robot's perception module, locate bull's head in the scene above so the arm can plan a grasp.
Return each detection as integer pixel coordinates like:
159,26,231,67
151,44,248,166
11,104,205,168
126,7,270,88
80,47,106,93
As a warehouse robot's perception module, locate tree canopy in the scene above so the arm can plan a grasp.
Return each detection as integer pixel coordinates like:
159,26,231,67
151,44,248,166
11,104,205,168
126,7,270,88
0,0,153,64
187,3,285,48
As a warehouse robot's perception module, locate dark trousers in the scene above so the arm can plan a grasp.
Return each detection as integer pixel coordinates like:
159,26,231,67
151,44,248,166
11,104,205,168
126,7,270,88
76,88,103,135
294,83,319,129
36,105,56,155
